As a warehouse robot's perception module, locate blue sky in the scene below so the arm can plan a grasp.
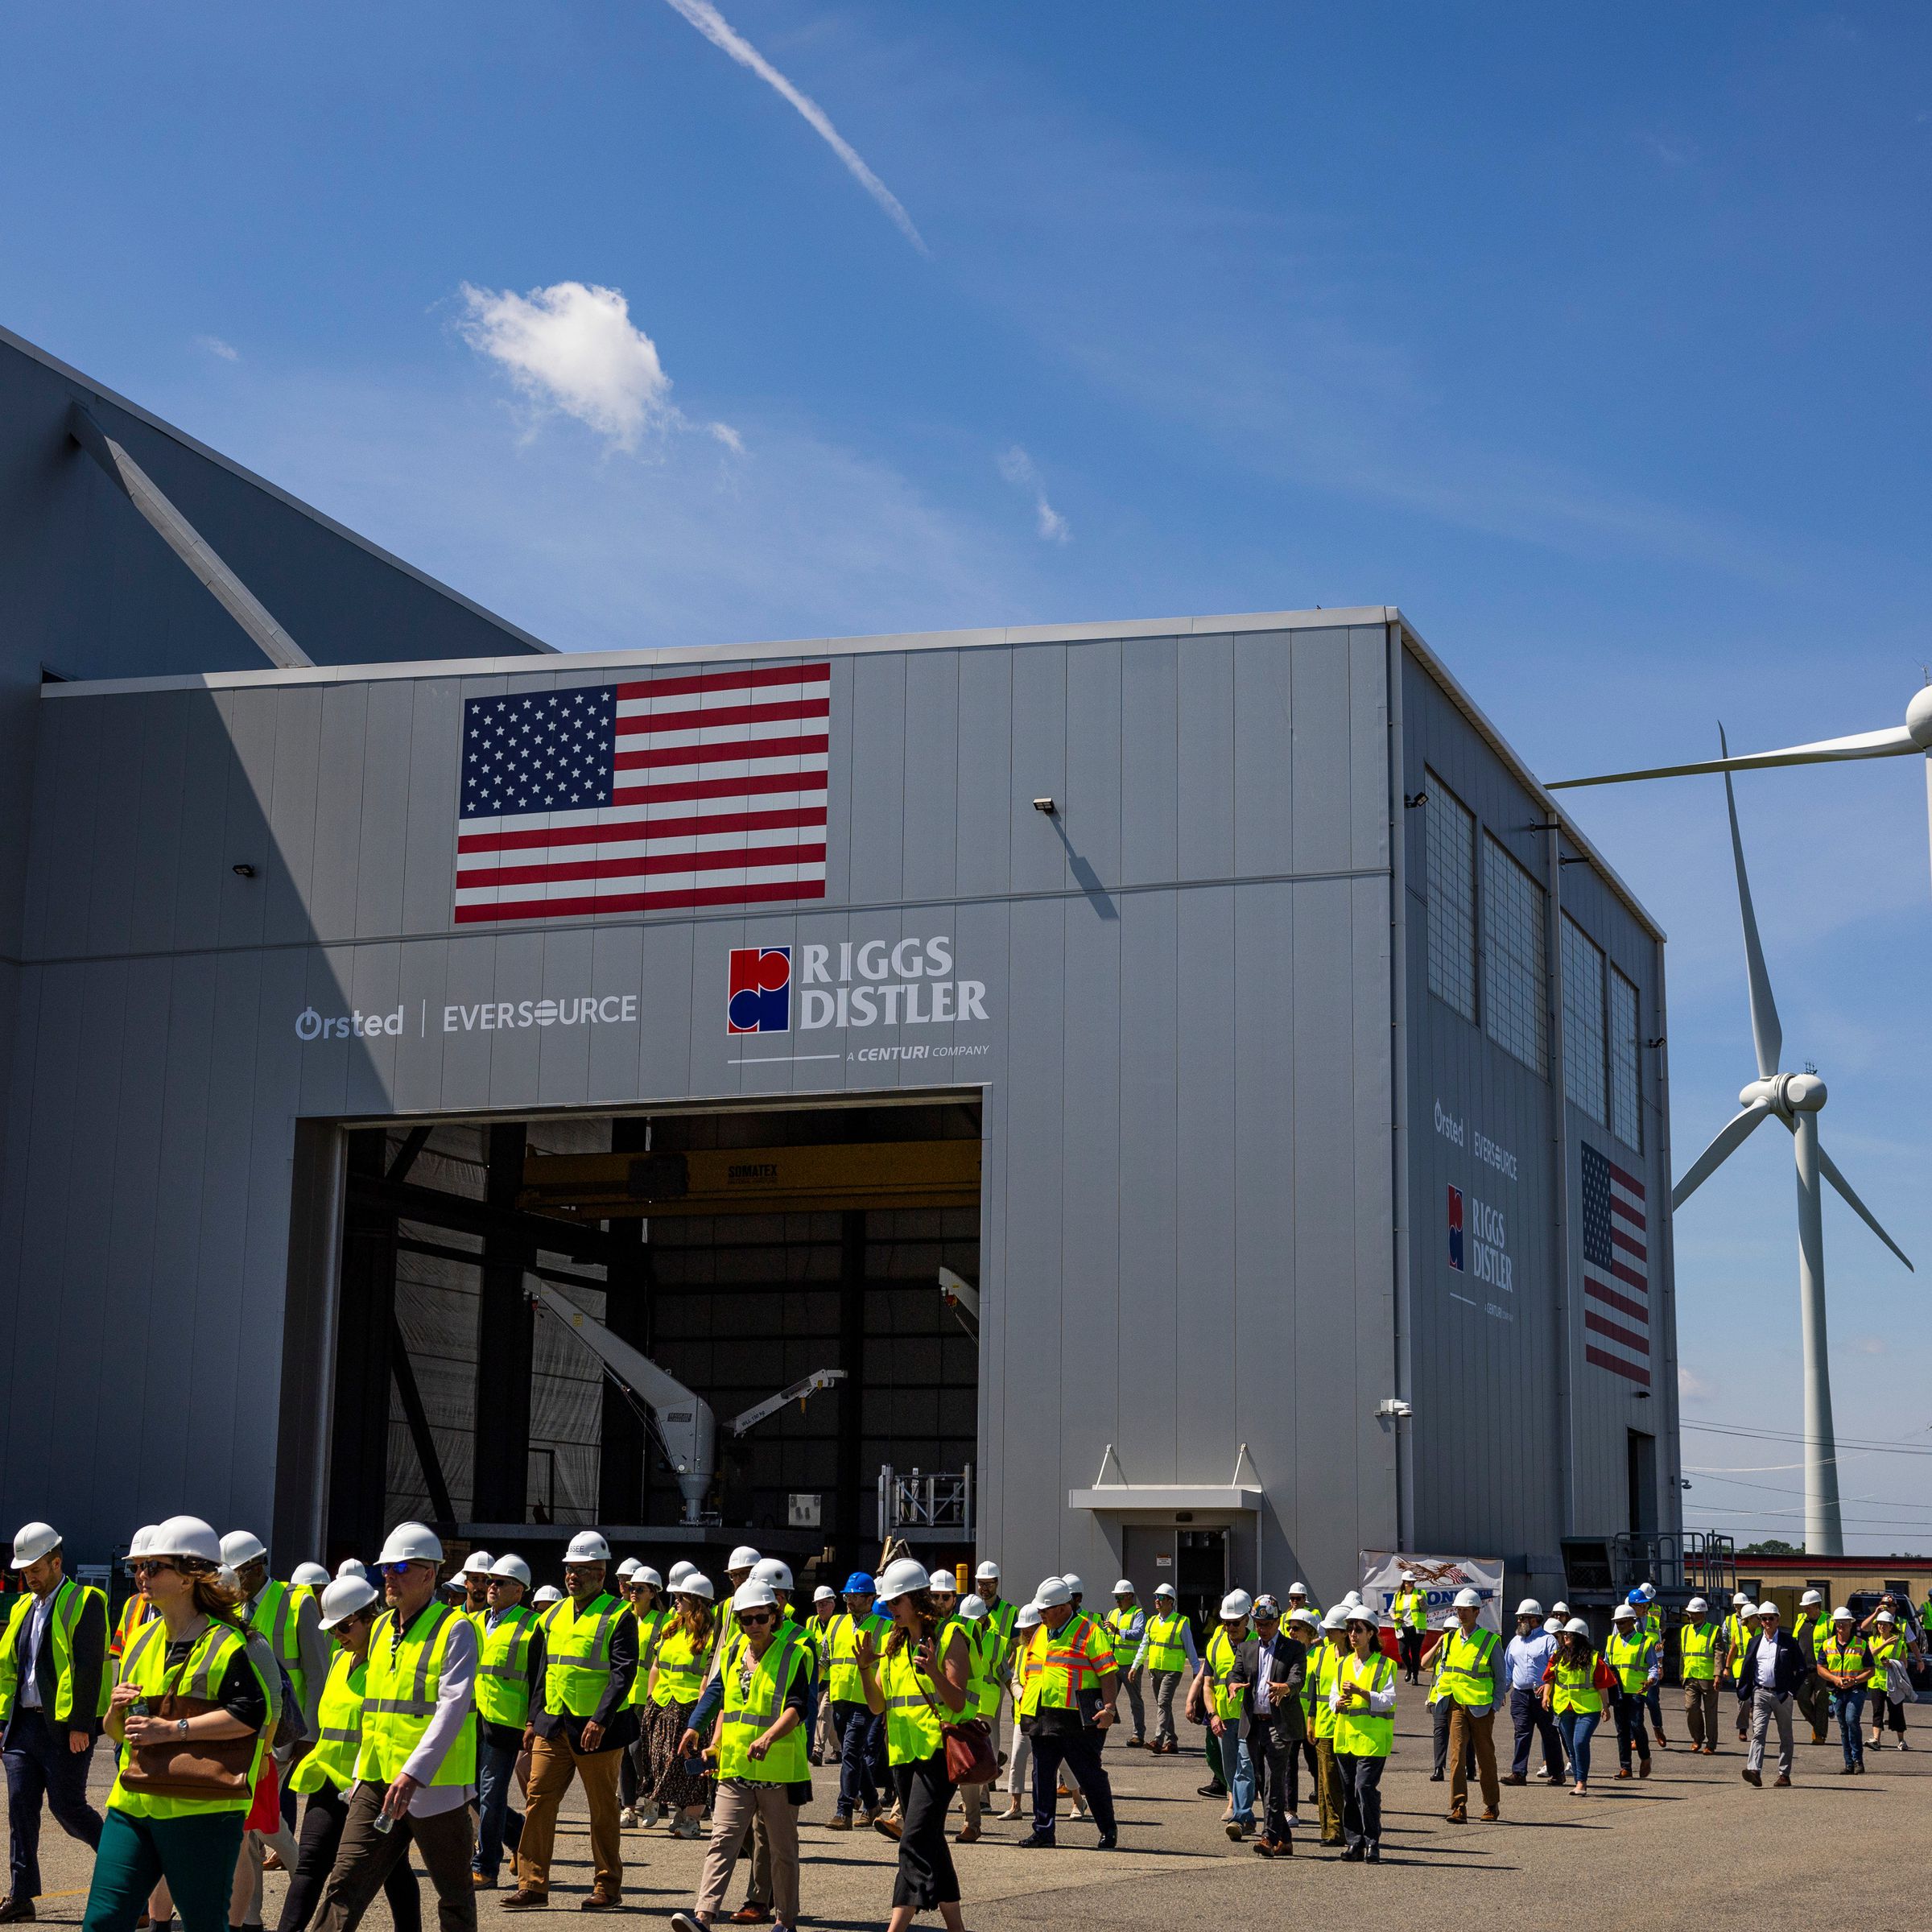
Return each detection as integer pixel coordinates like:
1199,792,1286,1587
6,1,1930,1550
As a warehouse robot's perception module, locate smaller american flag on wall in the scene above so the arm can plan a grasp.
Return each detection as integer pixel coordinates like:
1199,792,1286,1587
1582,1141,1649,1388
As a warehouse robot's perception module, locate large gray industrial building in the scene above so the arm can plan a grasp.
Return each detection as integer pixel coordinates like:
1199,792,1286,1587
0,324,1682,1618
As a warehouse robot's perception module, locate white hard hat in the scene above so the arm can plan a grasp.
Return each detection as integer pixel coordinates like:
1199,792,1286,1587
221,1530,267,1568
1516,1599,1543,1618
291,1562,332,1588
534,1585,564,1605
564,1531,610,1564
878,1558,931,1602
751,1558,794,1591
1685,1596,1708,1614
1612,1603,1636,1620
10,1522,61,1569
1016,1601,1043,1629
1439,1612,1459,1629
667,1562,696,1587
1799,1588,1823,1606
1287,1606,1318,1628
615,1558,641,1581
1551,1601,1570,1616
1345,1606,1381,1628
1732,1592,1748,1605
1564,1617,1591,1637
1640,1583,1657,1600
1757,1600,1781,1617
1544,1616,1563,1633
319,1575,379,1629
960,1594,989,1619
489,1554,532,1587
337,1559,369,1580
375,1522,444,1567
727,1546,762,1572
976,1560,1000,1580
1220,1589,1253,1620
927,1569,958,1594
814,1584,836,1604
1286,1581,1308,1596
1453,1587,1481,1609
1342,1590,1362,1608
1035,1576,1073,1608
633,1567,663,1591
679,1573,716,1602
1253,1595,1280,1616
1112,1579,1135,1596
462,1550,496,1578
1154,1583,1176,1599
147,1516,221,1565
1321,1605,1349,1630
1736,1603,1759,1620
1062,1573,1084,1594
124,1526,159,1567
1831,1605,1855,1621
732,1580,778,1614
1875,1609,1896,1624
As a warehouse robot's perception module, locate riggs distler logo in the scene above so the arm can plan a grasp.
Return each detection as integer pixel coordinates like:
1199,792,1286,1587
728,947,794,1034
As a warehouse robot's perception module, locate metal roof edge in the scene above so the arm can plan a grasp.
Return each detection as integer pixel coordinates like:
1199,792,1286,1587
1394,616,1666,944
40,605,1399,698
0,322,557,658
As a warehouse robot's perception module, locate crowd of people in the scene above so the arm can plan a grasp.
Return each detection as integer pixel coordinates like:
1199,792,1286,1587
4,1521,1926,1931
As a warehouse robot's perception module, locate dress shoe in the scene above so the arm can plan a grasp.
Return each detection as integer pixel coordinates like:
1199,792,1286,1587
954,1823,981,1845
998,1803,1025,1821
1613,1769,1632,1780
580,1891,623,1913
1426,1770,1443,1782
1773,1773,1791,1787
1365,1843,1381,1864
0,1904,35,1926
1095,1831,1119,1850
1742,1767,1761,1787
1501,1773,1525,1785
1252,1835,1291,1859
1638,1762,1651,1780
729,1908,770,1925
501,1892,550,1912
872,1817,902,1843
1018,1830,1055,1848
1340,1843,1364,1862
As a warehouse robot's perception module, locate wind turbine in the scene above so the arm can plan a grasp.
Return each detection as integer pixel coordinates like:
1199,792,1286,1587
1669,736,1913,1556
1549,680,1932,892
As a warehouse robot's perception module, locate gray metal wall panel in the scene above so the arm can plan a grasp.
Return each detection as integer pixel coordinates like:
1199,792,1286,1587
846,655,906,906
1063,640,1123,894
1176,635,1235,880
353,682,418,942
901,650,960,906
1119,637,1179,889
1290,627,1354,876
1232,632,1294,877
216,689,279,956
307,685,371,945
952,648,1013,901
171,697,239,955
262,687,325,949
1008,649,1068,898
399,680,464,939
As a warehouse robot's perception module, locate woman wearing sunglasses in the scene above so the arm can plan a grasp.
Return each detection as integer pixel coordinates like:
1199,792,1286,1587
79,1518,270,1932
668,1581,810,1932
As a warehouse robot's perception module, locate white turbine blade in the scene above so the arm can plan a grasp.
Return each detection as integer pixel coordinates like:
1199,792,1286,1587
1548,723,1916,791
1816,1139,1915,1272
1720,724,1782,1080
1671,1099,1773,1209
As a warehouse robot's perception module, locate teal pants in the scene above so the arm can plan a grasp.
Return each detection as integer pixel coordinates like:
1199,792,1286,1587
82,1805,246,1932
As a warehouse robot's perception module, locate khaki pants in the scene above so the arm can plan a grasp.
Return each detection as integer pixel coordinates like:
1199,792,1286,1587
1447,1705,1500,1814
1313,1738,1343,1845
515,1733,623,1897
1683,1679,1719,1749
697,1782,799,1926
312,1782,475,1932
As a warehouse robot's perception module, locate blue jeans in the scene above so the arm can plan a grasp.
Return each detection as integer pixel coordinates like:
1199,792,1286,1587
1832,1688,1868,1768
473,1738,526,1880
1220,1721,1257,1827
1613,1690,1651,1769
1556,1709,1600,1785
834,1701,886,1818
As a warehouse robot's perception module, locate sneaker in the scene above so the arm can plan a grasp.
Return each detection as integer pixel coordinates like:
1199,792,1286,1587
1095,1831,1119,1851
639,1805,662,1830
670,1916,704,1932
1197,1783,1225,1798
1224,1818,1246,1841
618,1809,638,1830
670,1817,705,1841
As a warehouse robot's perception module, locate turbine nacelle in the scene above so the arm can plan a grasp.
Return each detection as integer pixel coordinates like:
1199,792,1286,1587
1908,683,1932,750
1740,1071,1827,1117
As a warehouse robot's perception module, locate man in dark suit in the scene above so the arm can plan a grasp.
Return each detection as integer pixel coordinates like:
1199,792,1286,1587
0,1522,107,1923
1239,1598,1307,1858
1734,1600,1811,1788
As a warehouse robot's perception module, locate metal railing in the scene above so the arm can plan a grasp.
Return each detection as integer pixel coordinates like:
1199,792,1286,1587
1607,1530,1736,1600
877,1464,973,1542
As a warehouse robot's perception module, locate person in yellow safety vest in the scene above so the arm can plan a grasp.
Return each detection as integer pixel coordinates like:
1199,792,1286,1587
0,1520,110,1922
220,1530,328,1754
1437,1587,1501,1824
645,1575,718,1842
1200,1591,1257,1841
1604,1602,1658,1781
668,1581,811,1932
279,1574,422,1932
1864,1608,1915,1752
1103,1582,1150,1748
1635,1585,1671,1746
972,1562,1018,1757
1538,1616,1612,1795
298,1521,478,1932
1393,1572,1428,1684
825,1575,891,1831
1422,1610,1472,1786
456,1553,495,1637
1723,1592,1755,1744
1330,1608,1396,1861
1013,1575,1119,1851
473,1554,542,1889
1300,1606,1348,1848
807,1587,840,1765
1815,1605,1873,1774
1789,1587,1830,1744
1139,1583,1199,1756
617,1565,666,1827
503,1530,638,1912
860,1559,977,1929
950,1595,1002,1844
109,1528,163,1673
1676,1596,1723,1755
80,1517,270,1932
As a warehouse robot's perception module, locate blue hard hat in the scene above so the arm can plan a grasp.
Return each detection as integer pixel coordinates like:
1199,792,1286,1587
1625,1589,1646,1606
843,1572,877,1596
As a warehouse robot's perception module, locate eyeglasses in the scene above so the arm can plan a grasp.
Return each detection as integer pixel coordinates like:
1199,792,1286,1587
130,1560,176,1580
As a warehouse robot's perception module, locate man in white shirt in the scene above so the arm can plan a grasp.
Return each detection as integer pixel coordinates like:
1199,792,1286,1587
1501,1600,1564,1785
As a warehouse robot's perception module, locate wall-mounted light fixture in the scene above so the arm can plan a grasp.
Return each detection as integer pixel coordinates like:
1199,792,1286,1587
232,864,257,878
1032,797,1056,815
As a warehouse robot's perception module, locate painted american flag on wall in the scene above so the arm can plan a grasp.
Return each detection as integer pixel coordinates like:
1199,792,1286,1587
1582,1141,1650,1388
452,663,830,925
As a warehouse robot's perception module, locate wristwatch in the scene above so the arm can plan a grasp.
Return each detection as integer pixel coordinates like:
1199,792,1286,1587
178,1719,189,1738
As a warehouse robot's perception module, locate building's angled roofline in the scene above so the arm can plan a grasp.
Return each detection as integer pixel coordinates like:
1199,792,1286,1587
0,322,556,656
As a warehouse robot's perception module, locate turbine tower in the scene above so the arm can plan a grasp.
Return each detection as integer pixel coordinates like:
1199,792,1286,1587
1670,737,1913,1555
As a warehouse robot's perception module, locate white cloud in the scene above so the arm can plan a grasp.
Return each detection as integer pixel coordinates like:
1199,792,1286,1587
658,0,927,255
1678,1364,1718,1403
707,420,745,454
456,281,733,453
195,334,239,362
997,444,1070,543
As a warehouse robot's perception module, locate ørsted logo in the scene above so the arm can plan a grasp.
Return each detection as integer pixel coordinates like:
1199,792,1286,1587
295,1005,402,1041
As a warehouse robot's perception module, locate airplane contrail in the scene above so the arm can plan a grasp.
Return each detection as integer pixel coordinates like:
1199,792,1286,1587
659,0,929,255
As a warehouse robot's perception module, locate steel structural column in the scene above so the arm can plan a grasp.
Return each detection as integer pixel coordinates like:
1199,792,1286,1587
474,1121,535,1525
329,1132,396,1561
599,1117,655,1524
836,1210,868,1558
